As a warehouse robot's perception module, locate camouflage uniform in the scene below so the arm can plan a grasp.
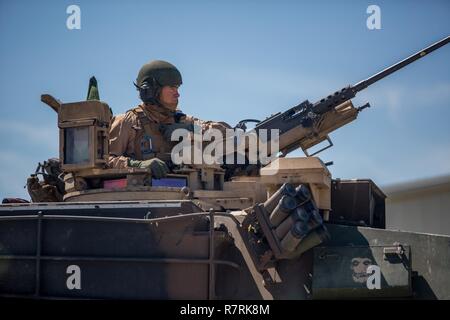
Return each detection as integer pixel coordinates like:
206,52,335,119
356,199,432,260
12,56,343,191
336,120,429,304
108,103,231,168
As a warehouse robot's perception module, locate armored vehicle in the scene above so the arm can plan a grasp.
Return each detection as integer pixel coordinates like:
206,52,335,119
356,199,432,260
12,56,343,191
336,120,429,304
0,36,449,300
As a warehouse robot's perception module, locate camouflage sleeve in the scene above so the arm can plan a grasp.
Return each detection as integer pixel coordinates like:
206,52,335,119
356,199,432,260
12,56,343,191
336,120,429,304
108,113,138,169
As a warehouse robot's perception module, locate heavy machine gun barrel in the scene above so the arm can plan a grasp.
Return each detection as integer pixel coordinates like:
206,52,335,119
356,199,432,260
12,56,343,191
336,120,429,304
313,35,449,114
353,36,450,94
251,36,449,157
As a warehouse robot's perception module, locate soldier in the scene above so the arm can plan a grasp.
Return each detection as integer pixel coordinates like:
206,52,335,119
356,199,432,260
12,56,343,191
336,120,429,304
108,60,231,178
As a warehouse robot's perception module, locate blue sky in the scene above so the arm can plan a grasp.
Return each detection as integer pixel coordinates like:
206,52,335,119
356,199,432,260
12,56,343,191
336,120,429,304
0,0,449,199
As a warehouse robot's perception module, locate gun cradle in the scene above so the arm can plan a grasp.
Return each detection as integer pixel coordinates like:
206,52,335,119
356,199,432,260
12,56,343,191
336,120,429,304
279,100,359,156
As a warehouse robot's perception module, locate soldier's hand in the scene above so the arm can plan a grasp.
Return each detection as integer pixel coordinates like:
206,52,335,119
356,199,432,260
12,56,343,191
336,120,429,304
128,158,169,179
160,123,194,142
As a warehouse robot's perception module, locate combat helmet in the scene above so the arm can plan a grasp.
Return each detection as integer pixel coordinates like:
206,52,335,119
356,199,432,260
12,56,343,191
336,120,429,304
135,60,182,104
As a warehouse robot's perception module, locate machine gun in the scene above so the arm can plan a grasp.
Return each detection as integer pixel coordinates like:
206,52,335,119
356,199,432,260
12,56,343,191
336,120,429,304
234,36,449,159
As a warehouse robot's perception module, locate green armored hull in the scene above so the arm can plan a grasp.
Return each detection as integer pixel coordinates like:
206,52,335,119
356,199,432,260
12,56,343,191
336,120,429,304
0,201,448,300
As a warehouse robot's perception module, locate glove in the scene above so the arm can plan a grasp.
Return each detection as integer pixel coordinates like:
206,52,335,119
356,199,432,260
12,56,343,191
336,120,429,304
160,123,194,142
128,158,169,179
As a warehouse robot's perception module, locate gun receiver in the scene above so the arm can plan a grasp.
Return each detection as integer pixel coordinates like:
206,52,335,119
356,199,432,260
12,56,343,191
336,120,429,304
254,36,449,157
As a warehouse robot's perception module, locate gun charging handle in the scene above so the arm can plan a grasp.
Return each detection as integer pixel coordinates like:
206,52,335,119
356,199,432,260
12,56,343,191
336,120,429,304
234,119,261,132
357,102,371,112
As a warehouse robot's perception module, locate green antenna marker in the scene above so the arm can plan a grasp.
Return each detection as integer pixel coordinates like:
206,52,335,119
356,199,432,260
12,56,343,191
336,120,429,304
86,76,100,100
